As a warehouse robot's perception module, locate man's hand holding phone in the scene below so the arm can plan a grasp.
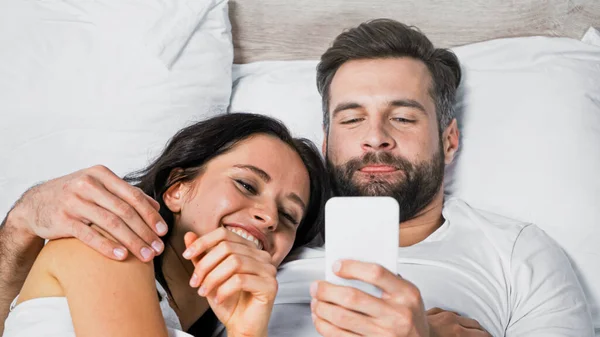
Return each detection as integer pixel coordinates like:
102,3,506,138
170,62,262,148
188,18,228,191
310,259,430,336
314,197,491,336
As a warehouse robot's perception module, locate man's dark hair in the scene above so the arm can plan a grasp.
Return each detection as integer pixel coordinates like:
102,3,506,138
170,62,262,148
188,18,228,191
317,19,462,134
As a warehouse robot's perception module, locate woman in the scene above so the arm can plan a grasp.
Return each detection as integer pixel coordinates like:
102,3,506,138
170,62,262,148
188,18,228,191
3,113,329,337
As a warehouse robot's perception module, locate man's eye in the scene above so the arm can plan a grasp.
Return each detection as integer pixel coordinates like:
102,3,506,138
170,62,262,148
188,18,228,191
392,118,414,123
236,180,257,194
340,118,363,125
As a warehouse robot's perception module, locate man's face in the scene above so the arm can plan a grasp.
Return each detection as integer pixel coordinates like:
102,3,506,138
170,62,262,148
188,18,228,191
324,57,450,222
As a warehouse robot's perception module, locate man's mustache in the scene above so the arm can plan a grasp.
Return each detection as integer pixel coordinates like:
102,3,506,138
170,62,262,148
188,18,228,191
343,152,413,173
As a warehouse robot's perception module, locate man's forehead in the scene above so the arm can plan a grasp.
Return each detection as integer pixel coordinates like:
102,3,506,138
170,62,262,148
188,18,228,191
329,58,434,110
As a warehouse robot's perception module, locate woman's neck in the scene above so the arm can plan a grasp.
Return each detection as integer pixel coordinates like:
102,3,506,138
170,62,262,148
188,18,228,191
160,236,210,331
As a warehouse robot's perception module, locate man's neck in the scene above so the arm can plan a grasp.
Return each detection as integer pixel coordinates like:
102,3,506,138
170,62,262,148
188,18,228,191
398,190,445,247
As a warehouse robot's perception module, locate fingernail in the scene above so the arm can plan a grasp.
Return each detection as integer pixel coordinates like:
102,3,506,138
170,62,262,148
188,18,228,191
311,313,317,322
333,260,342,273
198,286,207,296
182,248,194,259
151,240,163,254
156,222,168,235
190,274,199,287
310,281,318,297
310,298,317,310
141,247,154,260
212,296,220,304
113,248,126,259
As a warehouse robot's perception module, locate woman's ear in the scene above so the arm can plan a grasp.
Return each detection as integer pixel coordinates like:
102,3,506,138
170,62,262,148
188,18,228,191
163,181,186,213
163,168,188,213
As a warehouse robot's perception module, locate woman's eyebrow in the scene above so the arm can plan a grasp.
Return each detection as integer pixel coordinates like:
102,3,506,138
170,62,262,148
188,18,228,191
234,164,306,212
234,164,271,182
287,193,306,213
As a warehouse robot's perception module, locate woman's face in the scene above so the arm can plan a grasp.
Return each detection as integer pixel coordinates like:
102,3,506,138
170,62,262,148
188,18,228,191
164,134,311,267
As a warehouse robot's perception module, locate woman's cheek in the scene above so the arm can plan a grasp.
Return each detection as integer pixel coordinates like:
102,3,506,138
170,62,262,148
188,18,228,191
272,232,296,267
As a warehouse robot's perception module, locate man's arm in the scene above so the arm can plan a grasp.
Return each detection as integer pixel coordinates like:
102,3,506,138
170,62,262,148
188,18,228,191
506,224,594,336
0,165,169,333
0,208,44,333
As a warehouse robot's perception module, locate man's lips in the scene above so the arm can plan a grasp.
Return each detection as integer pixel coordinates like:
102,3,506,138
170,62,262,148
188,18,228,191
359,165,398,173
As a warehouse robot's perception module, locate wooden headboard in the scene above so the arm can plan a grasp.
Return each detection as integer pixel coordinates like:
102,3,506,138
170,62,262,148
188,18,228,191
229,0,600,63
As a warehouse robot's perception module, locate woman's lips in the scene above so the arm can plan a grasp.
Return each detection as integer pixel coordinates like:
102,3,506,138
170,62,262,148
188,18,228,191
359,165,398,173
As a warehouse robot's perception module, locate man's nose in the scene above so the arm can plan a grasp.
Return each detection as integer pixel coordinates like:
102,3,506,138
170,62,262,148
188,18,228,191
361,122,396,151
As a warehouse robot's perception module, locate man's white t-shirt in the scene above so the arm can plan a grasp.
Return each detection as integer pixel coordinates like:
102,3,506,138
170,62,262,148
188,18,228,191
265,198,593,337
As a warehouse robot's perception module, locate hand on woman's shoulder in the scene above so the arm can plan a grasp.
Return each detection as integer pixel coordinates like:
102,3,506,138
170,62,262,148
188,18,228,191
18,236,169,337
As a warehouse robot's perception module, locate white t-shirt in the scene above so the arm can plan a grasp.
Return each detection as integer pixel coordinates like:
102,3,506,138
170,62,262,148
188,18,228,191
264,198,594,337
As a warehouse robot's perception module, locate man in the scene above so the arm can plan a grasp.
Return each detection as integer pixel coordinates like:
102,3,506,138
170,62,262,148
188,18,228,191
0,19,592,336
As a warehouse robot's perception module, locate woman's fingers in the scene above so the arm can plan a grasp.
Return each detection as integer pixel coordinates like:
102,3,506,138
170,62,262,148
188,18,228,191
195,254,277,297
211,274,278,305
190,240,271,286
182,227,261,260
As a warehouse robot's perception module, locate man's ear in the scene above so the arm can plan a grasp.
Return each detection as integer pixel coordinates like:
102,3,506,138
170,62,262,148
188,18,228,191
442,118,460,165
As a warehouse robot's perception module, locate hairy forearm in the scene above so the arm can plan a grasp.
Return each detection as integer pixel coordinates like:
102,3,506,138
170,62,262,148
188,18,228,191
0,208,44,333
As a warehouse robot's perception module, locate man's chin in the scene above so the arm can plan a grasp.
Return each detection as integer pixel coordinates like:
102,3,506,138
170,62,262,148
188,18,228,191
351,179,399,197
353,170,405,184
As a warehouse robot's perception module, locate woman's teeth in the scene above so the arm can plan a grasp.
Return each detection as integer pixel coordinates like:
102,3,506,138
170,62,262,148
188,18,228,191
226,226,263,250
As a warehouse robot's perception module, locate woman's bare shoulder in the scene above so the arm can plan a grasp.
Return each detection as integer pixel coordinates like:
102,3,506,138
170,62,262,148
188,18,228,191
18,238,154,305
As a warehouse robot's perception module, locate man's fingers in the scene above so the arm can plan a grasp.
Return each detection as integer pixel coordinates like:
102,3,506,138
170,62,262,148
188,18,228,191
144,194,160,211
426,307,445,315
311,298,383,335
311,311,361,337
71,198,155,262
333,259,419,306
76,178,164,255
68,218,128,260
310,281,392,318
87,165,168,236
457,315,485,330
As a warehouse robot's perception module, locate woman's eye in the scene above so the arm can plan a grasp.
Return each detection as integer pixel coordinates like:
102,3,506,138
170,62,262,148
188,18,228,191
280,211,299,227
236,180,257,194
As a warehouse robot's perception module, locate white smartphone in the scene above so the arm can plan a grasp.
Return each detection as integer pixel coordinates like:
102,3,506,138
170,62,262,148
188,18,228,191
325,196,399,298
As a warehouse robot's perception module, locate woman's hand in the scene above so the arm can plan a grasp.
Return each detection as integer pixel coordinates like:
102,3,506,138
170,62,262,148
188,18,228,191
183,227,278,337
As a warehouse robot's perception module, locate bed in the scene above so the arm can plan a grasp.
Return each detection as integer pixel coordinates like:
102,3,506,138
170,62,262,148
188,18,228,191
0,0,599,335
227,0,600,335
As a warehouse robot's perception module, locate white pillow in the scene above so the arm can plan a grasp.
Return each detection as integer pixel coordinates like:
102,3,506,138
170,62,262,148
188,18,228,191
229,36,600,330
0,0,233,217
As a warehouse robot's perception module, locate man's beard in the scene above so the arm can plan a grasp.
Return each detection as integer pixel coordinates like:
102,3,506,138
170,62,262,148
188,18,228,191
326,143,445,222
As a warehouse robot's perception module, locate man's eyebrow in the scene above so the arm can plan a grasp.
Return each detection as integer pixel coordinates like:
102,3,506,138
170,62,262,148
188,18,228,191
331,99,427,118
389,99,427,114
234,164,271,182
332,102,363,117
